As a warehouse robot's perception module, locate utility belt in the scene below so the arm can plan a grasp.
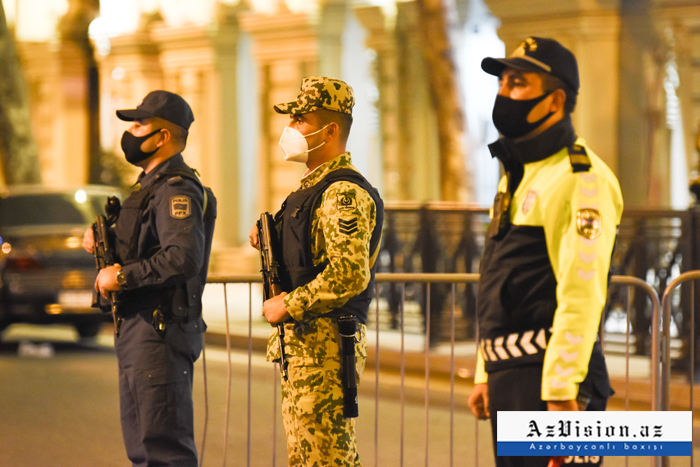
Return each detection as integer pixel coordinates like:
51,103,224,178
480,327,551,373
114,278,203,336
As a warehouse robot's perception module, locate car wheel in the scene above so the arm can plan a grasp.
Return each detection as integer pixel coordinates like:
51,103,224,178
75,321,102,339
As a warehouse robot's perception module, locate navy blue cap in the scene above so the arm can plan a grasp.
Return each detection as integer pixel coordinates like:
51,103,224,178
117,90,194,130
481,37,579,94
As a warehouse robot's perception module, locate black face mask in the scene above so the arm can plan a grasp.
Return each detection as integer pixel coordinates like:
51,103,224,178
492,92,554,139
120,129,162,164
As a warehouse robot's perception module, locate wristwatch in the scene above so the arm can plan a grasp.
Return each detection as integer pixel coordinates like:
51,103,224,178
116,269,126,288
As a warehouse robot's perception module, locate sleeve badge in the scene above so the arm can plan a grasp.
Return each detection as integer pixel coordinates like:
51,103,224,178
336,191,357,211
170,196,191,219
338,217,359,235
576,209,601,239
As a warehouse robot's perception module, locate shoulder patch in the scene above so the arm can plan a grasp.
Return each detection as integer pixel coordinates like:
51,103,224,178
170,196,191,219
576,208,601,239
568,144,591,173
336,191,357,211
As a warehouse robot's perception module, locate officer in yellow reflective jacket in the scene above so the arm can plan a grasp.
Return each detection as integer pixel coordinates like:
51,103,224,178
250,77,383,467
467,38,624,467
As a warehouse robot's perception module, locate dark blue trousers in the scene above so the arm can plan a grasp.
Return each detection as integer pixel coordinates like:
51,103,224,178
488,342,611,467
115,310,203,467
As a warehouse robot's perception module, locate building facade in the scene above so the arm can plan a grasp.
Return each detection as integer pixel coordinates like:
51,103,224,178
8,0,700,273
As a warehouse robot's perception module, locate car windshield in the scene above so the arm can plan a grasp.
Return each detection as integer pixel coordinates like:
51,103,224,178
0,193,104,228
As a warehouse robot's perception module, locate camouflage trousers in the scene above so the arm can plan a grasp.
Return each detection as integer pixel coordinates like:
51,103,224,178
268,317,367,466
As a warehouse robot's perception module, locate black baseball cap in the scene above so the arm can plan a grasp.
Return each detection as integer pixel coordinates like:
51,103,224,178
116,90,194,130
481,37,579,94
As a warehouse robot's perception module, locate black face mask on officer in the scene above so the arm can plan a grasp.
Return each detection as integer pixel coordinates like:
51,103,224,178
492,92,554,139
120,128,163,164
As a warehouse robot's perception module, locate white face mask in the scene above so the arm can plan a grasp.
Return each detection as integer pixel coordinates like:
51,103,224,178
278,125,328,163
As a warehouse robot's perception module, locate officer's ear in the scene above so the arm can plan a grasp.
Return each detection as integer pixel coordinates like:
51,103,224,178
549,88,567,114
156,128,171,148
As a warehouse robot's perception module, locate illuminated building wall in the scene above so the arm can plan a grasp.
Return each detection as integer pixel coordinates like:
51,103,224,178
6,0,700,273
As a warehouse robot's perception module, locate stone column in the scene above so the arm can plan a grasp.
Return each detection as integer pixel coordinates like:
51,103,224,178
239,11,319,212
317,0,346,78
150,18,244,268
61,0,100,185
482,0,622,175
18,0,100,187
655,3,700,186
95,30,162,184
357,1,478,202
19,41,93,187
98,8,255,273
355,5,415,201
618,0,667,206
395,1,442,201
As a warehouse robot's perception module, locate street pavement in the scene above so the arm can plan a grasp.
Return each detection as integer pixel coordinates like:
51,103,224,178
0,323,697,466
0,323,491,467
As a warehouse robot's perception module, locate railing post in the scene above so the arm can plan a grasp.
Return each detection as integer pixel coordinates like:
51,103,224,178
660,270,700,467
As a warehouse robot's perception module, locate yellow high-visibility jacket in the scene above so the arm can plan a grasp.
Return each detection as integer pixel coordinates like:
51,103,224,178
475,121,623,402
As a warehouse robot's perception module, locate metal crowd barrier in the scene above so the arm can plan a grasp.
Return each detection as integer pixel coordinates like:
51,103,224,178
204,273,674,467
661,272,700,467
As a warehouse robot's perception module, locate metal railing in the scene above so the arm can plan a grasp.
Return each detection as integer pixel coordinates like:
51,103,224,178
660,272,700,467
380,204,700,364
203,273,676,467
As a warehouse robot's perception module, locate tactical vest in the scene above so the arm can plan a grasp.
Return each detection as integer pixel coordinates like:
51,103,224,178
114,166,217,321
280,168,383,325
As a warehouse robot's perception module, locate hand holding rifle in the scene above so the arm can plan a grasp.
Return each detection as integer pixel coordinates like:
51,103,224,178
88,196,121,336
256,212,290,380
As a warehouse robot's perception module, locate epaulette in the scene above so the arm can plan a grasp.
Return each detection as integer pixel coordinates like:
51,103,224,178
568,144,591,173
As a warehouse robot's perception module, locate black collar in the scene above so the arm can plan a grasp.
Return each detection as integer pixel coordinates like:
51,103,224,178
137,153,186,188
489,115,576,165
488,116,577,193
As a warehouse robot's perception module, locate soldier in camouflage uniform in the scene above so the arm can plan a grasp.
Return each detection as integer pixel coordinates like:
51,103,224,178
250,77,384,466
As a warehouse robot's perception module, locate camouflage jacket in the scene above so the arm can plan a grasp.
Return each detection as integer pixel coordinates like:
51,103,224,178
282,152,378,322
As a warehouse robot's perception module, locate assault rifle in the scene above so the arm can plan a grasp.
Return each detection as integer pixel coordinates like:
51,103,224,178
91,196,121,336
256,212,289,381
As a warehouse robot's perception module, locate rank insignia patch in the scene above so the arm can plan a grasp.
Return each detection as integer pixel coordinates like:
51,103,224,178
576,209,601,239
170,196,191,219
338,217,358,235
336,191,357,211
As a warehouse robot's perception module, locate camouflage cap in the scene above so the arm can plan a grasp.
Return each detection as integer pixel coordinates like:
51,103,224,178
274,77,354,115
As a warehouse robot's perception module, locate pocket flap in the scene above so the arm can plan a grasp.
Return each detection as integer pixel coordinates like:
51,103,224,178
142,366,189,385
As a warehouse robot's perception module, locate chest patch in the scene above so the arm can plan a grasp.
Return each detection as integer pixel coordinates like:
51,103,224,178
170,196,191,219
336,191,357,211
576,209,601,239
521,189,539,215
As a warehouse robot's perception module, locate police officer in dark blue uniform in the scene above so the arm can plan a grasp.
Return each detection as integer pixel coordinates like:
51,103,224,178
83,90,215,467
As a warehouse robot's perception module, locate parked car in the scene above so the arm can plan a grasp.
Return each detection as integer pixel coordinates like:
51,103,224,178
0,185,124,338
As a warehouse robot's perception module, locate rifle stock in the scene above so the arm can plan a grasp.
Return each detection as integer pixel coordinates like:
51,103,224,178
256,212,289,381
